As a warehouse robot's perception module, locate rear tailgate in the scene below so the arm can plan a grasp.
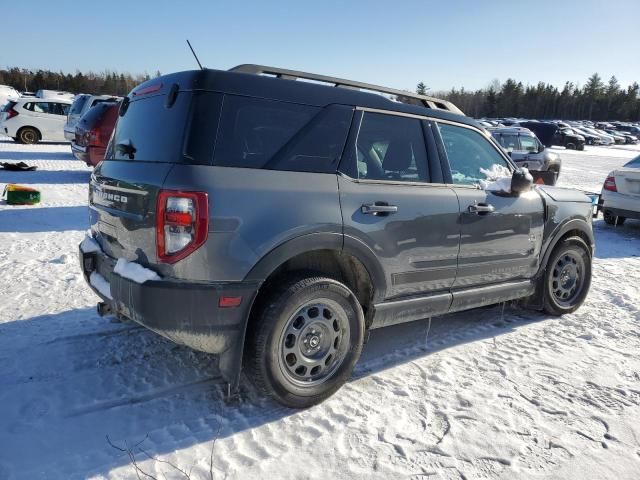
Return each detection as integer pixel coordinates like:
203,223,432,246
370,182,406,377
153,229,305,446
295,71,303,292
89,75,199,272
615,168,640,196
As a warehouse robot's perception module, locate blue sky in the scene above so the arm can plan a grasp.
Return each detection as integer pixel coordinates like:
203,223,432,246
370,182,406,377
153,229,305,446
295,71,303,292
7,0,639,92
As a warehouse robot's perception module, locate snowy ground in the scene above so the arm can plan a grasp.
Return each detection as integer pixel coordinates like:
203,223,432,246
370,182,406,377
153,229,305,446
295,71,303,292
1,139,639,480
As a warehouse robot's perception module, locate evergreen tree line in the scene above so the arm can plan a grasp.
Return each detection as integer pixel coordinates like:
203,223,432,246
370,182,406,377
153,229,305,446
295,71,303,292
417,74,640,122
0,67,162,97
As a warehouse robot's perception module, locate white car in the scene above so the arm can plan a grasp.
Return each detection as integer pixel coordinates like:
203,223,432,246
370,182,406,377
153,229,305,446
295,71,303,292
582,126,615,145
0,97,71,143
600,155,640,225
64,94,120,141
0,85,20,108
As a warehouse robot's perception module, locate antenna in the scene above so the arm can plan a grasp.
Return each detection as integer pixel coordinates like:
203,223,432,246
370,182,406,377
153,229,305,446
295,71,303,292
186,39,204,70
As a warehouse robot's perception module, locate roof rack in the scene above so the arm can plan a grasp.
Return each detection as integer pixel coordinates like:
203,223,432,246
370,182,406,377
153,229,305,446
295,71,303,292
229,64,464,116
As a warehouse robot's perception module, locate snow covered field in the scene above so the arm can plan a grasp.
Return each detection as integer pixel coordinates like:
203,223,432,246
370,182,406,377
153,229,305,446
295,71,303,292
1,138,639,480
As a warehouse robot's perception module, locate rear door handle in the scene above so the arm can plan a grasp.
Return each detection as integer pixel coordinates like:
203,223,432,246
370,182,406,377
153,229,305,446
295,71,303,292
468,203,495,214
361,203,398,215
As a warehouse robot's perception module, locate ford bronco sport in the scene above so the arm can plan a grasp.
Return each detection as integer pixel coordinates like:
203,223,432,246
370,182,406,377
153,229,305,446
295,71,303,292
79,65,594,408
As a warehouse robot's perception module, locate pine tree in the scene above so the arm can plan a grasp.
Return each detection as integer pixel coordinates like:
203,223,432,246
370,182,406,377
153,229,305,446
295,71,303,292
416,82,427,95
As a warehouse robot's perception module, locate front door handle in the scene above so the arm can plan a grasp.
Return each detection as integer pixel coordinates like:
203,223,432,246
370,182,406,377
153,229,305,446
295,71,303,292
361,203,398,215
468,203,495,215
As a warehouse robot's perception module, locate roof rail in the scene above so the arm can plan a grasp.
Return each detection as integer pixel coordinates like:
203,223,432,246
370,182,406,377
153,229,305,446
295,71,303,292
229,64,464,116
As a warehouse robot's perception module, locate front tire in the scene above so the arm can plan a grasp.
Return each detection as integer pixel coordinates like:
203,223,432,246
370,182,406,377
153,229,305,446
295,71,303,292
542,236,591,315
246,276,365,408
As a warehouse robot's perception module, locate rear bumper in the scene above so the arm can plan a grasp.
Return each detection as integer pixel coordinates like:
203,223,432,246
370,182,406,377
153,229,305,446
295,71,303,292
64,128,75,142
71,142,88,163
79,245,259,385
600,190,640,216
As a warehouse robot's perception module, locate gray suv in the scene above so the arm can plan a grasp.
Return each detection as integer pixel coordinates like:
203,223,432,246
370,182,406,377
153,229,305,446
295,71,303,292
79,65,594,408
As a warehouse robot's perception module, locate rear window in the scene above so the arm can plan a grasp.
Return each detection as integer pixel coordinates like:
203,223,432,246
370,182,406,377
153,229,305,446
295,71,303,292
109,91,192,163
213,95,352,173
1,101,16,112
70,95,89,115
80,102,117,126
624,155,640,168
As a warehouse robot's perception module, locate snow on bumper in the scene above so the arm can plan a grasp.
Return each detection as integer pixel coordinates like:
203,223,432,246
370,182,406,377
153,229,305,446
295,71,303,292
78,239,259,360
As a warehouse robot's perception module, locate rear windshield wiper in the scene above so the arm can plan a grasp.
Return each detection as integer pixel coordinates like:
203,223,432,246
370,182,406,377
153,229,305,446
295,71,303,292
115,139,136,160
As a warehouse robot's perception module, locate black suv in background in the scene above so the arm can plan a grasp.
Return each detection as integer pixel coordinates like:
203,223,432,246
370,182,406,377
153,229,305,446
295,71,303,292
80,66,594,408
519,121,586,150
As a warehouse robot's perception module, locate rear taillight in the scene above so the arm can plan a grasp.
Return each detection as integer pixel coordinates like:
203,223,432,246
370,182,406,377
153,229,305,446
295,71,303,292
89,127,100,146
603,176,617,192
6,108,18,120
156,190,208,263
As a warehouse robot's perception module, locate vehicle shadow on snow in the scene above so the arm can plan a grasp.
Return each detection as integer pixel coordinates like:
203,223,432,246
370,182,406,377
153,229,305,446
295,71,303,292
0,149,74,161
593,219,640,259
0,205,88,232
0,169,90,184
0,303,546,478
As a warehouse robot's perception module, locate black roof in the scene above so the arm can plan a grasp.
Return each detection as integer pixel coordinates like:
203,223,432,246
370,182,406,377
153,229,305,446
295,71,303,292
130,68,480,129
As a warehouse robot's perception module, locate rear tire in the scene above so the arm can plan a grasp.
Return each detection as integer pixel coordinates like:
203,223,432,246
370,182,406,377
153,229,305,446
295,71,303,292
565,142,576,150
542,236,591,316
245,276,365,408
18,127,39,144
603,209,626,226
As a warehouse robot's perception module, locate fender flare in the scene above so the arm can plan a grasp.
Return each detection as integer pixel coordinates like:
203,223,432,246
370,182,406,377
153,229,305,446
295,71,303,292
539,218,594,275
244,232,387,302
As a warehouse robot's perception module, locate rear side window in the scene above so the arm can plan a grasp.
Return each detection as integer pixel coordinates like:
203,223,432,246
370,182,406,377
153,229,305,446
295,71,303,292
214,96,350,173
437,123,511,185
353,112,429,182
110,91,191,163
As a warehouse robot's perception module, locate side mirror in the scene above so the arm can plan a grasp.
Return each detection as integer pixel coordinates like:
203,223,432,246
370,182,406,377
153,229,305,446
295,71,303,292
511,167,533,195
538,144,545,154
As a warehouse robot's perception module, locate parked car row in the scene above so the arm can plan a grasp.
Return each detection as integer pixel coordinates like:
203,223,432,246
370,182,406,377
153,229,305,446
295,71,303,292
481,117,640,147
0,85,120,166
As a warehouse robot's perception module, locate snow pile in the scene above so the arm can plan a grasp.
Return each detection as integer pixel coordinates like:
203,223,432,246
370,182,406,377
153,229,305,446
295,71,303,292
89,272,112,299
479,163,513,192
80,232,101,254
114,258,161,284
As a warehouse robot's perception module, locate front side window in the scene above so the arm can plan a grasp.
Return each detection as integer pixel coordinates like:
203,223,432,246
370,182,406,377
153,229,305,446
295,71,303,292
354,112,428,182
437,123,511,185
519,135,538,152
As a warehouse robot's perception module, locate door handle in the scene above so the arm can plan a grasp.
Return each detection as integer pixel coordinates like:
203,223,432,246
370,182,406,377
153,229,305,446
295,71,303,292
468,203,495,214
361,203,398,215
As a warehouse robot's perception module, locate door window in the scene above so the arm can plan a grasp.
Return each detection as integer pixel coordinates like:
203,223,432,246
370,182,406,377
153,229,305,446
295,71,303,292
497,133,519,152
354,112,429,182
437,123,511,185
519,135,538,152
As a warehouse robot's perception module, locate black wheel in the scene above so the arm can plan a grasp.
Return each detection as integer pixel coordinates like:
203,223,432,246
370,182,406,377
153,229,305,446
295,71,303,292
18,127,39,144
543,236,591,315
11,137,19,143
577,144,585,151
565,142,576,150
603,209,626,226
246,276,365,408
